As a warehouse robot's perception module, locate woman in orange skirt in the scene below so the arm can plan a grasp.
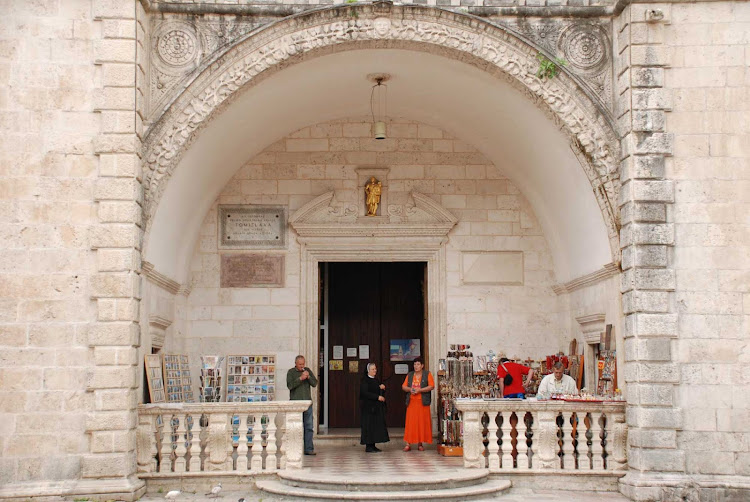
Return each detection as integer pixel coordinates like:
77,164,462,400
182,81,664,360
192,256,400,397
401,357,434,451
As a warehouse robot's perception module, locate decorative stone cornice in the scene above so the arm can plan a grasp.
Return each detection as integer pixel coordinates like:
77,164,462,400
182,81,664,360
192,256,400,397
290,191,457,240
552,262,620,295
575,313,606,344
142,261,182,295
148,315,172,331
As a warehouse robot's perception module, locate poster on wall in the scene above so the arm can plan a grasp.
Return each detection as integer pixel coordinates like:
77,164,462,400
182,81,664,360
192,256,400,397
329,360,343,371
389,339,421,361
332,346,343,359
359,345,369,359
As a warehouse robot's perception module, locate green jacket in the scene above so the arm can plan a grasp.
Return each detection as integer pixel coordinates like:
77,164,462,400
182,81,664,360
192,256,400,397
286,367,318,401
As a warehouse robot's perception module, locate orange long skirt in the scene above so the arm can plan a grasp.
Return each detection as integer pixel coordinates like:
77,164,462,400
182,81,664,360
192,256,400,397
403,398,432,444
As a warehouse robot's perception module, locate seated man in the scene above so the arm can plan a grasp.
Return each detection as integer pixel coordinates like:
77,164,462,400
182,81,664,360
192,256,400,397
537,361,577,399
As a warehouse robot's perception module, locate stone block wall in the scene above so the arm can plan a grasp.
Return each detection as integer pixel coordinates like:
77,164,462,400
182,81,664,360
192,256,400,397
666,1,750,483
182,118,567,399
0,0,99,492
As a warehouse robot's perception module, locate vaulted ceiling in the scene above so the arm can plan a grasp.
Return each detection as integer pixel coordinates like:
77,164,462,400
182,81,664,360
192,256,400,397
145,49,612,284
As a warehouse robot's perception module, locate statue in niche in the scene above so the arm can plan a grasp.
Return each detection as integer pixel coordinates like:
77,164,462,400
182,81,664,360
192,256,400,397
364,176,382,216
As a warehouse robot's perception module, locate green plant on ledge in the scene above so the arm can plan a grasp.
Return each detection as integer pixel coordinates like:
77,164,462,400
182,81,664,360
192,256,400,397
536,53,568,81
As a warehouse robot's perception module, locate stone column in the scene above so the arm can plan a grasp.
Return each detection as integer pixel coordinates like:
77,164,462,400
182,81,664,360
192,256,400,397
616,3,682,499
83,1,145,499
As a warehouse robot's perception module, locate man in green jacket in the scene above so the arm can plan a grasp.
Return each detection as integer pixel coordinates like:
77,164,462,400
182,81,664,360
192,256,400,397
287,355,318,455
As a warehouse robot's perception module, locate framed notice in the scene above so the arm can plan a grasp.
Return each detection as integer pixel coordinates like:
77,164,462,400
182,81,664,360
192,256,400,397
227,355,276,402
219,205,287,249
145,354,165,403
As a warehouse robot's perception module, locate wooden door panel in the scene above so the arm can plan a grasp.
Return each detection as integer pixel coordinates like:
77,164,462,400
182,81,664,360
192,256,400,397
327,262,424,429
379,262,424,427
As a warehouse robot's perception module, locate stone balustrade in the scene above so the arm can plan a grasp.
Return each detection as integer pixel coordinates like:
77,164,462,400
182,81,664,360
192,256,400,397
136,401,311,478
455,399,627,473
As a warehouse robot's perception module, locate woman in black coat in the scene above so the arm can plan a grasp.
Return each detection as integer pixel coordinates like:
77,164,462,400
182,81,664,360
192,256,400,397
360,362,390,452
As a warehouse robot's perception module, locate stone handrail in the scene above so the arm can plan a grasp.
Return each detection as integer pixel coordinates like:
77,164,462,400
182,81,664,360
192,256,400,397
136,401,311,477
455,399,627,472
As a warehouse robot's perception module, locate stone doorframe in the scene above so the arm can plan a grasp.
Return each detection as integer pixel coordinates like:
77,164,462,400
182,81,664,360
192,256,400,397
290,191,458,426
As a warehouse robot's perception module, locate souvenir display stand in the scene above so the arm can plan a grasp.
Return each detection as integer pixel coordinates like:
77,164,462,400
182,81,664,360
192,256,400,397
144,354,166,403
227,355,276,403
199,356,224,403
163,354,194,403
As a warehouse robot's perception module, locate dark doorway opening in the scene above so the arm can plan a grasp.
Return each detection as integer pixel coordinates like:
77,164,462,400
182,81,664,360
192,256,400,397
320,262,426,429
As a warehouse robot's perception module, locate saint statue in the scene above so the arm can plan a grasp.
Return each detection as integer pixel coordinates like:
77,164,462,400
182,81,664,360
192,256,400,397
364,176,382,216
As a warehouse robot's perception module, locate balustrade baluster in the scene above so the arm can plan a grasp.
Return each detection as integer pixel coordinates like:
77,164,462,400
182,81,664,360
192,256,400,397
236,415,249,471
591,411,604,470
600,412,610,470
266,413,278,472
159,415,174,473
250,415,263,471
518,411,532,471
174,413,188,472
187,414,201,472
486,411,500,471
562,411,575,470
500,412,513,470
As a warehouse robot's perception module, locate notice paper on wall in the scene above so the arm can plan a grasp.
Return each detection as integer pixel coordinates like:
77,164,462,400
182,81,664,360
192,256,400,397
394,364,409,375
347,347,357,357
333,345,343,359
359,345,369,359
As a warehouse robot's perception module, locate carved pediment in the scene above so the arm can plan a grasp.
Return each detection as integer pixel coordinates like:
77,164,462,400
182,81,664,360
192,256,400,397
290,191,457,238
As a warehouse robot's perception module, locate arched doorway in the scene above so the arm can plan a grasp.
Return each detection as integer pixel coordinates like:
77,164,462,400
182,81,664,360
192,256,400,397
131,1,627,489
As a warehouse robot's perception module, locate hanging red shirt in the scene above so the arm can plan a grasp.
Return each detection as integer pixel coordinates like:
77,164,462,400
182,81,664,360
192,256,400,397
497,361,531,396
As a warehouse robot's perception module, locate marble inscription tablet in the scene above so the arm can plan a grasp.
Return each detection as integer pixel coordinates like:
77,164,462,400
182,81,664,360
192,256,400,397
219,205,287,249
461,251,524,285
221,254,285,288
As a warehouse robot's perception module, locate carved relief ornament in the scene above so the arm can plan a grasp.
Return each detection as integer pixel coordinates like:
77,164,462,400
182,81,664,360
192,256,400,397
143,5,620,256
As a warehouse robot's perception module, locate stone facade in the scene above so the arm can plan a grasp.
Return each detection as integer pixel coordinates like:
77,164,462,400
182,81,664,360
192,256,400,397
0,1,748,501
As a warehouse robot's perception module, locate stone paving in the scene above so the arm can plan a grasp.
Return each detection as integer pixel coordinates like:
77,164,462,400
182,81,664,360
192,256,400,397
137,443,630,501
137,487,630,502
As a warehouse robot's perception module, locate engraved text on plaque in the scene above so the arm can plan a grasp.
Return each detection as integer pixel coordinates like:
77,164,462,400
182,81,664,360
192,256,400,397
220,254,285,288
219,205,287,249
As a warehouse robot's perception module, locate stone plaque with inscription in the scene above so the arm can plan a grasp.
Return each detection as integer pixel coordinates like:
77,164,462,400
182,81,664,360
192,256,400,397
220,254,285,288
219,205,287,249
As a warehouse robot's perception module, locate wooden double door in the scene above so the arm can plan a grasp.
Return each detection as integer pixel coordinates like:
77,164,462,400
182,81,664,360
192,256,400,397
326,262,426,428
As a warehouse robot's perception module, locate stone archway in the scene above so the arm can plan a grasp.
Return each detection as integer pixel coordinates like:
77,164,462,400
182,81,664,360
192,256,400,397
142,3,621,261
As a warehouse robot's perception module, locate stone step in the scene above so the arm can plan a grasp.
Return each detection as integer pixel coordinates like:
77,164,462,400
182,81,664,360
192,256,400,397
255,478,512,501
277,467,488,491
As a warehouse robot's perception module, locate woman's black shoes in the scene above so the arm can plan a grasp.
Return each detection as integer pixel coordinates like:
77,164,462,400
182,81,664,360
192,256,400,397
365,445,382,453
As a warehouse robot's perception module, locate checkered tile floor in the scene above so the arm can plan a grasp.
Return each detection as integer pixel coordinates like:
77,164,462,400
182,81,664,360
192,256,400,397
302,442,467,482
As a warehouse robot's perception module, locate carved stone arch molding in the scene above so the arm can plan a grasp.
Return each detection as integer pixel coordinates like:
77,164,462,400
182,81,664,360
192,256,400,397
142,3,622,259
289,190,457,422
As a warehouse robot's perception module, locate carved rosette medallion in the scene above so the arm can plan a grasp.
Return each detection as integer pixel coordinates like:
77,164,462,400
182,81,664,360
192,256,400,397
154,22,199,70
158,29,197,67
558,24,609,74
150,21,202,113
